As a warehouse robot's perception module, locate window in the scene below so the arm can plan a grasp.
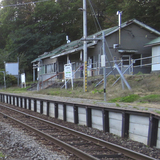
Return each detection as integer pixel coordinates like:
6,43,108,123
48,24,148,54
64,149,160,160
122,55,130,66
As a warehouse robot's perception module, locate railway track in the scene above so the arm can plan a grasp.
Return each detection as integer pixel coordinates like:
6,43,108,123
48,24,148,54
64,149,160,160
0,103,156,160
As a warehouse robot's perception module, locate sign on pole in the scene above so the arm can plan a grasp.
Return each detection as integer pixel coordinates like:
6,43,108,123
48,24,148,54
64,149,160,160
64,63,73,89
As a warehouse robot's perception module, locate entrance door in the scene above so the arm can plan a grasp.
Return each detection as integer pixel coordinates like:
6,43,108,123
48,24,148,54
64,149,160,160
121,55,133,74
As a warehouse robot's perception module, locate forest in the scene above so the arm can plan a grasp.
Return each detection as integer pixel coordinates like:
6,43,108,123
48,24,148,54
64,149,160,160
0,0,160,80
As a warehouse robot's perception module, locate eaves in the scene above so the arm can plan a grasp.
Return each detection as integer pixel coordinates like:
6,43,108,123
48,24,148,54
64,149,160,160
50,42,96,59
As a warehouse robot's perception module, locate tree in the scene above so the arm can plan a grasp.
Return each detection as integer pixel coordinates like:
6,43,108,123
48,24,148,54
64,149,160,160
119,0,160,31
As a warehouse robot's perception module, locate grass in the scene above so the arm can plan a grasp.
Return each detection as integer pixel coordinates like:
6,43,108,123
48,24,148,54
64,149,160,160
1,74,160,105
0,152,5,158
154,110,160,114
139,94,160,103
116,103,121,107
109,94,140,103
1,86,29,93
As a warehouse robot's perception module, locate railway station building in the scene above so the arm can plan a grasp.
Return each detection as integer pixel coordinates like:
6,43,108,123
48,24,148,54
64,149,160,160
31,19,160,83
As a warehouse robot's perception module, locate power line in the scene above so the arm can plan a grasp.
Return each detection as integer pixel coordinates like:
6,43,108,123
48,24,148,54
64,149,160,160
0,0,50,8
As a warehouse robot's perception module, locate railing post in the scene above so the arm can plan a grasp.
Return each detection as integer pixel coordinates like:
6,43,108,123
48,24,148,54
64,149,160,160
13,96,15,106
63,103,66,121
102,109,109,132
86,107,92,127
47,101,50,116
24,98,27,109
34,99,37,112
9,96,11,104
74,105,78,124
17,97,19,107
55,103,58,118
28,99,31,110
122,112,129,138
148,114,159,147
20,97,23,108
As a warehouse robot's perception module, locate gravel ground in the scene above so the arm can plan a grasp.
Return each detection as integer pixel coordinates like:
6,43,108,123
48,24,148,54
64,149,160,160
0,122,69,160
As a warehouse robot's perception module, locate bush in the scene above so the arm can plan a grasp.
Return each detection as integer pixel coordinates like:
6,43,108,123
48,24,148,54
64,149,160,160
120,94,140,102
139,94,160,103
0,72,17,88
109,94,140,103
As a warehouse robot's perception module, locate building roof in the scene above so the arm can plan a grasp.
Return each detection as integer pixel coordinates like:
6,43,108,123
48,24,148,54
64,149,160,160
145,37,160,47
31,19,160,63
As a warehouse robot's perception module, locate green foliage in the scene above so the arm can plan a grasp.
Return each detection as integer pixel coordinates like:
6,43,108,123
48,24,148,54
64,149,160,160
139,94,160,103
0,72,17,88
109,97,121,103
0,0,159,76
154,110,160,114
120,0,160,31
120,94,140,103
109,94,140,103
116,103,121,107
91,89,103,94
0,152,5,158
136,72,143,75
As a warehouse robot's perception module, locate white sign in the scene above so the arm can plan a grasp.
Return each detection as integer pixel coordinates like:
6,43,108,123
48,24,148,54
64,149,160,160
5,63,18,75
64,65,72,79
21,73,26,83
101,55,106,67
64,63,73,90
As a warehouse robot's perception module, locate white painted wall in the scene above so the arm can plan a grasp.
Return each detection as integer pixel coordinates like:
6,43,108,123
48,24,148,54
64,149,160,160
66,105,74,123
157,120,160,148
78,107,86,125
11,97,13,105
58,104,63,120
109,112,122,136
92,109,103,130
129,115,149,145
26,99,29,109
152,45,160,71
15,97,17,106
43,102,47,115
18,98,21,108
4,95,6,103
22,98,25,108
36,100,40,113
31,100,34,111
49,103,55,117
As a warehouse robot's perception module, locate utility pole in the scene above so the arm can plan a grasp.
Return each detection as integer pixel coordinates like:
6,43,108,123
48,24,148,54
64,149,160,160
102,32,107,101
116,11,122,46
83,0,87,92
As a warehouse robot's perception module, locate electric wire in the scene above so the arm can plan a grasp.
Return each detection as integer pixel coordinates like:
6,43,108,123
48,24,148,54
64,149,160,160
0,0,50,8
87,0,116,75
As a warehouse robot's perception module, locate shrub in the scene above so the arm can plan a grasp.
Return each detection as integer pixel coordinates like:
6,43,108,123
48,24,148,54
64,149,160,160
120,94,140,103
109,94,140,103
139,94,160,103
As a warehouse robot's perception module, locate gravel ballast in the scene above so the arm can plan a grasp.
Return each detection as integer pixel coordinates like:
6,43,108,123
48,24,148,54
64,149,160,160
0,122,68,160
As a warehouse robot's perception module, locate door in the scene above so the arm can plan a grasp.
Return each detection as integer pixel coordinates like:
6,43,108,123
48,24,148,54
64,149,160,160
121,55,133,74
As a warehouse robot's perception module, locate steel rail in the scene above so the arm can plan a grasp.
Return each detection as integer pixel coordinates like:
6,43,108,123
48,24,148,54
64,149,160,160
0,111,98,160
0,104,156,160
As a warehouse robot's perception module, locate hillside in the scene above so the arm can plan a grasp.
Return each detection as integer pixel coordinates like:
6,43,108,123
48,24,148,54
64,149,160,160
35,73,160,105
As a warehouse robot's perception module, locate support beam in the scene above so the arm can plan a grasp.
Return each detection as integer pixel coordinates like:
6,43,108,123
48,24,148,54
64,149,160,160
102,109,109,132
122,112,129,138
148,114,159,147
86,107,92,127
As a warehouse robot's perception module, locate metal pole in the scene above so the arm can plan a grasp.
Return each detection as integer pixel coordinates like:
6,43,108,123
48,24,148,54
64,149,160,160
117,11,122,46
37,62,40,91
83,0,87,92
102,32,106,101
17,57,19,86
4,71,6,89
